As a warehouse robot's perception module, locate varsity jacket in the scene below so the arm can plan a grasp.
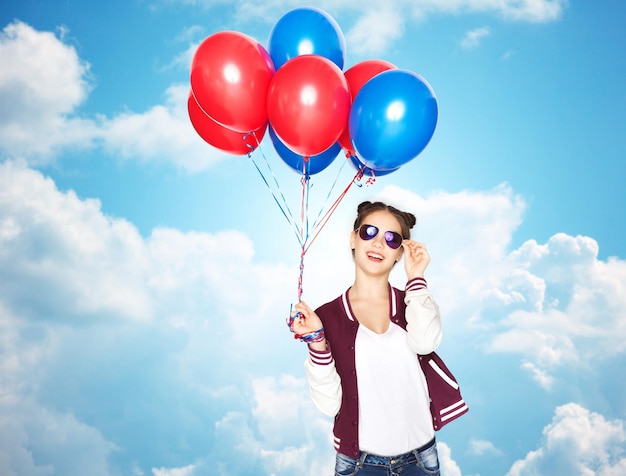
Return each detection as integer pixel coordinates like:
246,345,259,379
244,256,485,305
305,277,468,459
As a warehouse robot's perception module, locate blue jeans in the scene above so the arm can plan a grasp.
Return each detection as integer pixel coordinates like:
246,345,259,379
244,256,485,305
334,438,439,476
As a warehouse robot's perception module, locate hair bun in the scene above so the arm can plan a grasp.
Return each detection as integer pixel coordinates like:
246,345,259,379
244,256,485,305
402,211,417,229
357,201,374,214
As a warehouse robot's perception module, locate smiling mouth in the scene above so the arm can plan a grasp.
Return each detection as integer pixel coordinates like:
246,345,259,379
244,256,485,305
367,252,384,261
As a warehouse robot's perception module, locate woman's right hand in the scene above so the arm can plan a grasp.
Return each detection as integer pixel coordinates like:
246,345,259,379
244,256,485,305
290,301,324,337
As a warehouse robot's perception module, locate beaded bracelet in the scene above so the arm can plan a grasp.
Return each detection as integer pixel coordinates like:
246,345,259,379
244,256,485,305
295,327,325,344
287,311,325,343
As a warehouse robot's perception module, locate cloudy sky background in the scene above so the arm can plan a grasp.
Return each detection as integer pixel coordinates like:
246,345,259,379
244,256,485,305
1,0,625,475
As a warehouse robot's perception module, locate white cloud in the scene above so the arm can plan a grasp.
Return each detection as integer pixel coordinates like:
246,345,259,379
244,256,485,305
437,441,463,476
0,160,153,322
375,183,526,316
99,84,226,173
495,0,568,23
345,7,405,55
467,438,503,457
0,160,301,474
152,465,196,476
486,233,626,377
252,375,310,446
521,361,555,390
502,49,515,60
0,21,233,172
0,21,89,112
221,0,568,26
0,21,98,160
204,376,335,476
0,158,299,353
0,395,117,476
460,27,491,49
506,403,626,475
418,0,568,22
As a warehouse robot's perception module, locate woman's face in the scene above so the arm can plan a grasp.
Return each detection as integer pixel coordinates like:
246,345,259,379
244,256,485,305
350,210,404,273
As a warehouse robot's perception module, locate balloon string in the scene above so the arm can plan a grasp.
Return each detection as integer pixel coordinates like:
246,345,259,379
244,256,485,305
297,243,306,301
246,134,304,247
303,166,364,255
305,156,366,254
296,157,373,297
309,152,350,232
245,138,375,300
300,156,311,246
297,156,311,300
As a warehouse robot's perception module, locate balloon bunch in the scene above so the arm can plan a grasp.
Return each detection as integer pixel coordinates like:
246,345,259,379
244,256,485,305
188,7,439,299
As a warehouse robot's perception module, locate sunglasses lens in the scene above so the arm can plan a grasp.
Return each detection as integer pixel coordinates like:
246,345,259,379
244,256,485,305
359,225,378,241
384,231,403,249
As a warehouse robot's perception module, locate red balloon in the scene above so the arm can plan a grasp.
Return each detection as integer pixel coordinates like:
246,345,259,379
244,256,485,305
338,59,396,154
190,31,275,133
187,91,266,155
266,54,350,157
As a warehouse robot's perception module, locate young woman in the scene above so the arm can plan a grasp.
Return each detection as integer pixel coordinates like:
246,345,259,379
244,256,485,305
291,200,445,475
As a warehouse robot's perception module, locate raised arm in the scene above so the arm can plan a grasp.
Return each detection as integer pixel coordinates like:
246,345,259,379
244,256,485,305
402,241,442,354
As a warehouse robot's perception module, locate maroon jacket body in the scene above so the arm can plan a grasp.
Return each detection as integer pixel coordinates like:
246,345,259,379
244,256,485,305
312,280,468,458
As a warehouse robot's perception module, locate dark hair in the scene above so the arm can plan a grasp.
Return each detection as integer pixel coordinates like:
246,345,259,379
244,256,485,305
353,201,416,240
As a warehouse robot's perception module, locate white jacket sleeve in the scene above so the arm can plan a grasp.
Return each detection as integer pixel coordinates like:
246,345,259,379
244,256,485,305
405,277,442,355
303,346,342,417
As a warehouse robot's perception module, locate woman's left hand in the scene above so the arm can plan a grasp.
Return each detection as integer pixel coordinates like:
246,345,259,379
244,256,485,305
403,240,431,279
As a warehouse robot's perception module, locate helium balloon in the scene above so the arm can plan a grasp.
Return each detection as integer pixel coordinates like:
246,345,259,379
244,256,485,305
187,91,265,155
338,59,397,154
349,154,399,177
268,7,346,70
190,31,275,133
349,69,438,171
269,126,340,175
267,54,350,157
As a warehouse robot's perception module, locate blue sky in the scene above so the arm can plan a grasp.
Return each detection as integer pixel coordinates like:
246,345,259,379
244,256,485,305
1,0,625,475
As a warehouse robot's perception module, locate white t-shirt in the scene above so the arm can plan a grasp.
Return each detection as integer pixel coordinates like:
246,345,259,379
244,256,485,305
355,322,434,456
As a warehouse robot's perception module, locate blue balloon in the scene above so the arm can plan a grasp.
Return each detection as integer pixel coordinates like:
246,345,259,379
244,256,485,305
349,69,438,171
269,126,341,175
268,7,346,70
349,155,400,177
